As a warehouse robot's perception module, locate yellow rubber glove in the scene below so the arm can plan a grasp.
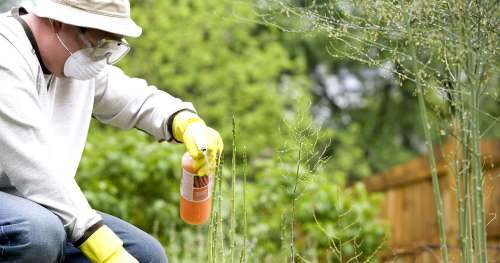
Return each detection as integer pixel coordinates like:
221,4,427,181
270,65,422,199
79,225,138,263
173,111,223,176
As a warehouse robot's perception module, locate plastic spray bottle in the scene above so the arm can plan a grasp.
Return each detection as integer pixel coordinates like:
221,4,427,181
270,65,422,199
179,152,213,225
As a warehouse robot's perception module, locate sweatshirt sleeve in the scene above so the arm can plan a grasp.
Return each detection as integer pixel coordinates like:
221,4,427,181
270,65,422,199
93,66,196,142
0,38,102,243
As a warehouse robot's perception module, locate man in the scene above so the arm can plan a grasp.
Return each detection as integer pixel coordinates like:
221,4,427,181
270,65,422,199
0,0,223,262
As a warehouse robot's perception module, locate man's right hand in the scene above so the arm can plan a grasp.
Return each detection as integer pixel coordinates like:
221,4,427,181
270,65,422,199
172,111,224,176
79,225,138,263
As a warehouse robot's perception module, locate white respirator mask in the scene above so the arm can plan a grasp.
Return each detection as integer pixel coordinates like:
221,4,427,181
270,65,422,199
55,32,106,80
53,21,130,80
63,48,107,80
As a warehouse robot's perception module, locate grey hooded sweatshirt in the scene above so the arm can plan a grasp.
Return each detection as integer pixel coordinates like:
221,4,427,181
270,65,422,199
0,12,195,243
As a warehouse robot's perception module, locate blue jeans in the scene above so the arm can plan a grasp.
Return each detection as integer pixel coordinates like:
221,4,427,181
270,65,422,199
0,191,168,263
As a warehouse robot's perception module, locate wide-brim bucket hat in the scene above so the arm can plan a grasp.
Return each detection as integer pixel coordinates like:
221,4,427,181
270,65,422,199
26,0,142,38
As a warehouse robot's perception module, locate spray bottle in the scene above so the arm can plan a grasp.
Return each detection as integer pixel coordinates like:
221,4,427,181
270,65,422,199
179,149,213,225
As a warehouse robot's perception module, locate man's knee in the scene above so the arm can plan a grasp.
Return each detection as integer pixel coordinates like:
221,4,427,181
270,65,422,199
127,234,168,263
27,211,66,253
1,211,65,262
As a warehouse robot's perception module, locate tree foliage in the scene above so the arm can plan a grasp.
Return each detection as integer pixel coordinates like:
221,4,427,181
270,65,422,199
121,0,310,158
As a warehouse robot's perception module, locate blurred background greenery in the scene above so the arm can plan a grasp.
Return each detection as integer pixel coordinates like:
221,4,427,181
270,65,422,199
1,0,498,262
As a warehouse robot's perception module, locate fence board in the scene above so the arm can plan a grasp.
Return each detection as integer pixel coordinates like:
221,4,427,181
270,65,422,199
364,139,500,262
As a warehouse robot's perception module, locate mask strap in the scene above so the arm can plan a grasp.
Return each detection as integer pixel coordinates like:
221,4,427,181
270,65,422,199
50,18,73,55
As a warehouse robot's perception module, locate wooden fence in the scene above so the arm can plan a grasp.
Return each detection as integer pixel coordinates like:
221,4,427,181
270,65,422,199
364,140,500,262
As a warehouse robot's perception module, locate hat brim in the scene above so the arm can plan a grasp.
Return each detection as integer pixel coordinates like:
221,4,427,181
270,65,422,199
26,2,142,38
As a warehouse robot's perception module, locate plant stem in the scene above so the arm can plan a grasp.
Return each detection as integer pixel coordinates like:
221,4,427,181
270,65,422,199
413,45,449,262
208,157,219,263
231,115,237,263
217,157,225,263
290,141,303,263
461,123,473,263
454,2,475,260
241,147,248,263
470,84,487,262
452,122,465,263
452,63,473,263
470,0,488,258
402,0,449,258
459,75,473,263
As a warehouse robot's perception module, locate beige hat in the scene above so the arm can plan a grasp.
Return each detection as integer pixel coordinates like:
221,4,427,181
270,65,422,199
27,0,142,37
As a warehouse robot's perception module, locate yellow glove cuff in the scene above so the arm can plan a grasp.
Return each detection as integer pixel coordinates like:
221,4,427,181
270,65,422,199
79,225,125,263
103,247,139,263
172,111,205,142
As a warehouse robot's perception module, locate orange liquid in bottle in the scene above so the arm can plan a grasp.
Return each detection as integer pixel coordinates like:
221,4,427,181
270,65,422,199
180,153,212,225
